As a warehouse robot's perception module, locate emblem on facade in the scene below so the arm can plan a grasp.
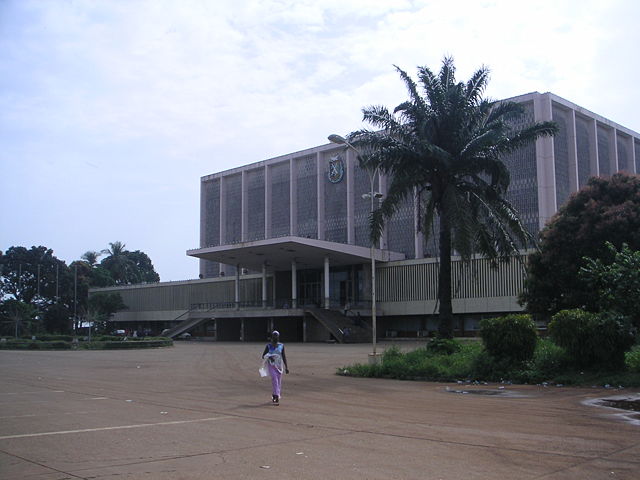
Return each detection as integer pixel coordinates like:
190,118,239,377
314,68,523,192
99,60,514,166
328,154,345,183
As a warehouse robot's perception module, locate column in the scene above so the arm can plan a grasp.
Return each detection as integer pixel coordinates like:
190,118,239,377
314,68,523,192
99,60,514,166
241,170,248,241
533,93,557,230
262,262,268,308
378,173,388,249
219,176,227,276
199,180,207,278
265,165,272,239
317,152,325,240
414,186,424,259
568,109,579,194
629,135,637,174
291,260,297,309
589,118,599,176
290,158,298,236
303,317,307,343
324,256,330,309
346,148,355,244
610,128,619,173
235,263,240,310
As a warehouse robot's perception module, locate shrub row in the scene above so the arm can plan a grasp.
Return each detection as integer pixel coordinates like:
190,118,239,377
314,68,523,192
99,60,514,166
339,309,639,384
478,310,637,371
0,338,173,350
0,340,72,350
100,340,172,349
20,334,75,342
549,309,636,370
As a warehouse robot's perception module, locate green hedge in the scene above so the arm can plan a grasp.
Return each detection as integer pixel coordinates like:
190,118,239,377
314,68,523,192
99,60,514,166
549,309,636,370
100,340,172,349
625,345,640,373
0,338,172,350
0,340,72,350
479,314,538,363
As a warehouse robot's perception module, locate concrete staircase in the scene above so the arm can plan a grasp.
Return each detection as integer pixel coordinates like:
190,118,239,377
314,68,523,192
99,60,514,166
162,314,209,339
304,308,372,343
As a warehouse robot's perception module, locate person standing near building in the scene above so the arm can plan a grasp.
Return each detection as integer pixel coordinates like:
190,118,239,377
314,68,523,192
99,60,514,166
261,330,289,405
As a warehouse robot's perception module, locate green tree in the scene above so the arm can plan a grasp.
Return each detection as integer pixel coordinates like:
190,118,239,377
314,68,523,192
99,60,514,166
521,173,640,318
43,302,72,334
126,250,160,283
87,292,127,334
580,242,640,328
345,57,557,337
101,241,134,284
0,246,71,306
100,241,159,285
0,300,39,337
81,250,101,266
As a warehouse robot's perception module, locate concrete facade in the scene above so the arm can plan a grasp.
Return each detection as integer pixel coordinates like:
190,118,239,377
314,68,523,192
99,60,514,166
92,92,640,340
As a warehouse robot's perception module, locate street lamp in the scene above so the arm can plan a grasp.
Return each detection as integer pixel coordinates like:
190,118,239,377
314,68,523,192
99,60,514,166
328,134,382,363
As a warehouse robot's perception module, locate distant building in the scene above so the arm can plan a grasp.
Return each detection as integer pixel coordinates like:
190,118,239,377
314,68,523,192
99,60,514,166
93,92,640,341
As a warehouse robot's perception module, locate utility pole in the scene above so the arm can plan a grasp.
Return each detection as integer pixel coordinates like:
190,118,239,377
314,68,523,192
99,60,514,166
74,264,78,333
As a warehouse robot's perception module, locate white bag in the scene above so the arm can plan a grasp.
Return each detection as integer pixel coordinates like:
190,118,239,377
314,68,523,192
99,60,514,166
259,365,268,377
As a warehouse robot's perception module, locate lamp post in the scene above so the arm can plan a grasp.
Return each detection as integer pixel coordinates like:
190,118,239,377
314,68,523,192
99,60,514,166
328,134,382,362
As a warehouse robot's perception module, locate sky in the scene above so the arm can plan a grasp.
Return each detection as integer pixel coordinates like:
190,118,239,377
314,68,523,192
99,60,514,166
1,0,639,282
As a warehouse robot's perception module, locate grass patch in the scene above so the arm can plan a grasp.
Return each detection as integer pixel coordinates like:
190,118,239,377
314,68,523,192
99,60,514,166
338,339,640,387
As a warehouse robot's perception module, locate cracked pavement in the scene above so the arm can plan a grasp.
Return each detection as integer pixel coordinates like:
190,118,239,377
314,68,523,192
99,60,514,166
1,342,639,479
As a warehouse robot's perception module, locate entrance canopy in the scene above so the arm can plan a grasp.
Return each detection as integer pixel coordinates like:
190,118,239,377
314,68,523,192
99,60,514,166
187,236,405,271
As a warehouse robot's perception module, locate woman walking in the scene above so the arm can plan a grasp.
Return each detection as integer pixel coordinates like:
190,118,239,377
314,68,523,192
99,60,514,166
262,330,289,405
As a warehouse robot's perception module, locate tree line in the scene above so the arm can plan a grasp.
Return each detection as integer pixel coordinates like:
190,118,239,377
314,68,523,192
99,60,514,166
0,241,159,336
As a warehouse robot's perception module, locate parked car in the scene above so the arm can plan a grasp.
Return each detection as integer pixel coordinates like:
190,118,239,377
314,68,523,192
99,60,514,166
112,329,126,336
178,332,192,339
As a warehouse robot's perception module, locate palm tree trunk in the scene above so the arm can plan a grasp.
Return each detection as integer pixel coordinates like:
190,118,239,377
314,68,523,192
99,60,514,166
437,214,453,338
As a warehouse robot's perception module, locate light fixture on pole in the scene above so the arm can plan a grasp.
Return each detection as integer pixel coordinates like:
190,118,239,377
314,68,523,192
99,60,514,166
328,134,383,363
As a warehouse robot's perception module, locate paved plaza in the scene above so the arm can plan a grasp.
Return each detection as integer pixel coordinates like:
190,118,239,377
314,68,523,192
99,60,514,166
0,341,639,479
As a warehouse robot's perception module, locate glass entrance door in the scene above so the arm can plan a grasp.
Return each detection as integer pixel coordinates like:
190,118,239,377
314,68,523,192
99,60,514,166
298,269,322,307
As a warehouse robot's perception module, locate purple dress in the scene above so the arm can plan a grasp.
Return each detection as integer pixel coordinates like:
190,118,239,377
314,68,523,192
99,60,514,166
263,342,284,396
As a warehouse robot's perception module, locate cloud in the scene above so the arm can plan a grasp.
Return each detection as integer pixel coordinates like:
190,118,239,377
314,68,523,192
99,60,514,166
1,0,638,281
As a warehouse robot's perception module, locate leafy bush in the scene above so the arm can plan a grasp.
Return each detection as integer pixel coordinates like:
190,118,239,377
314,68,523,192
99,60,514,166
580,242,640,328
626,345,640,373
426,338,461,355
93,335,122,341
0,338,172,350
0,340,72,350
101,339,172,349
479,314,538,363
32,334,75,342
529,338,569,375
339,342,483,381
549,309,636,370
339,339,640,386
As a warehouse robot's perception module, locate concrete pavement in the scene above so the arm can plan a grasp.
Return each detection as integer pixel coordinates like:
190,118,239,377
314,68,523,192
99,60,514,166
0,342,638,479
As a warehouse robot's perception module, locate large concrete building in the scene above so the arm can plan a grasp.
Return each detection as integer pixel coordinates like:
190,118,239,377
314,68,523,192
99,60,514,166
95,92,640,342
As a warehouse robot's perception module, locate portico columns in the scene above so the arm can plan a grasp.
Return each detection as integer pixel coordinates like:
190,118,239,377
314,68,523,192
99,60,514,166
235,263,240,310
262,262,267,308
324,256,330,309
291,260,297,309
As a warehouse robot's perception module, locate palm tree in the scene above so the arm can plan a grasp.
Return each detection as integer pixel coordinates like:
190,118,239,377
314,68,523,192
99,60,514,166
81,251,101,266
101,241,137,285
346,57,557,338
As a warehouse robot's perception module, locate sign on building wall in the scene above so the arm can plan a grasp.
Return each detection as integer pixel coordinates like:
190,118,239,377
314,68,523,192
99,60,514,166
328,154,345,183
